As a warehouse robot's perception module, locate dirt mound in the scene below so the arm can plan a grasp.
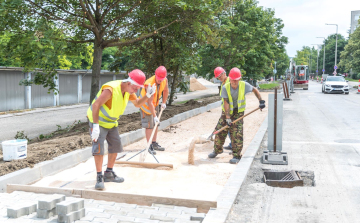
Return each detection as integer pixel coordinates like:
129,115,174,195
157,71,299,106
190,77,207,91
0,95,221,176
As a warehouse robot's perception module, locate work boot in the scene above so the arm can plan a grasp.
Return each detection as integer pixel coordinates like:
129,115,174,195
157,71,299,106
229,157,240,164
208,151,222,158
95,174,105,190
148,146,157,155
151,142,165,151
223,145,232,150
104,171,124,183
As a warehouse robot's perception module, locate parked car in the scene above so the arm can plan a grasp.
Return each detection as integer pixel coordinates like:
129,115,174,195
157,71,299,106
322,76,349,94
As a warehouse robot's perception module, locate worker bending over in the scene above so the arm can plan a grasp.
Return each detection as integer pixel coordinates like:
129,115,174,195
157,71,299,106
87,69,156,190
139,66,169,154
208,68,265,164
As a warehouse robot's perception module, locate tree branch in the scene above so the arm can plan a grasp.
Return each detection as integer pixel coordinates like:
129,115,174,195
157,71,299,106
65,39,94,43
105,20,140,40
100,0,122,22
79,0,99,40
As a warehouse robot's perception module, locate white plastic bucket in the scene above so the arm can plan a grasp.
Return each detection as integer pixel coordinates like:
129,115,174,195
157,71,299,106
1,139,28,161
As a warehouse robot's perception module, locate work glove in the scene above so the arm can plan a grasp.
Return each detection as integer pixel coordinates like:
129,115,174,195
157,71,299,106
259,100,266,110
226,118,232,127
91,123,100,142
161,103,166,110
154,116,160,124
146,84,156,98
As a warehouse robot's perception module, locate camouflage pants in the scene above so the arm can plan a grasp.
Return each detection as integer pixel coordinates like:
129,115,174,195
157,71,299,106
214,110,244,159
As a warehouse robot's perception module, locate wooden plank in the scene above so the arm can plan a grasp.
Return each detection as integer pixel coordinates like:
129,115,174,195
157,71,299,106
7,184,82,197
81,190,216,213
115,161,173,169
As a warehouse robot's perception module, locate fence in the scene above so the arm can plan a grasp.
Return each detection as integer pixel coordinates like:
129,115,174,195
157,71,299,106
0,67,126,112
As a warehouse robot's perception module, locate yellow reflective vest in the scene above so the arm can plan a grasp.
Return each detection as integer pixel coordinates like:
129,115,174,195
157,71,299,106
222,81,246,114
87,80,130,129
139,75,167,115
220,77,230,106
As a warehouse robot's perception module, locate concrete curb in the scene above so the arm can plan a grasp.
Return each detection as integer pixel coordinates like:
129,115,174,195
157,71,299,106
203,115,268,223
0,101,222,192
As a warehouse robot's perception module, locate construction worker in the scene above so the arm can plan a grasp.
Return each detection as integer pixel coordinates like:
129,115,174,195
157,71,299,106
139,66,169,154
214,67,232,151
208,68,265,164
87,69,156,190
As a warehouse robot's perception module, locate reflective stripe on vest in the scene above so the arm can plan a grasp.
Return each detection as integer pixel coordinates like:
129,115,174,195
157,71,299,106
87,80,130,129
140,75,167,115
222,81,246,114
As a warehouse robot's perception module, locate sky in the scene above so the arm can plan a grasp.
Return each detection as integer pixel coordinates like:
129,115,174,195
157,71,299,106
257,0,360,57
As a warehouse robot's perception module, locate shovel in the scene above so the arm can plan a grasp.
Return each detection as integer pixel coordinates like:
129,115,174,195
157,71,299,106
207,107,261,141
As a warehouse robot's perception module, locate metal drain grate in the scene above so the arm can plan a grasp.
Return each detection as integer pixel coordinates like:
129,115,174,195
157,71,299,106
264,170,303,188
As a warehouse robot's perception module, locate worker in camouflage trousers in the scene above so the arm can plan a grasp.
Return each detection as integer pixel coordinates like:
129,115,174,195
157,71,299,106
208,67,265,164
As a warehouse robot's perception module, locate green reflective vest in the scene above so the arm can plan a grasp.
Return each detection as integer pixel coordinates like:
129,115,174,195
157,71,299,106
87,80,130,129
222,81,246,114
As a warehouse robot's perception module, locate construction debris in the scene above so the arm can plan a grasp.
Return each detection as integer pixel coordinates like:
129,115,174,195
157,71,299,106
190,77,207,91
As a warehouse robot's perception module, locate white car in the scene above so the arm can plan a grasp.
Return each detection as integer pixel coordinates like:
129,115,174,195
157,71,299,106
322,76,349,94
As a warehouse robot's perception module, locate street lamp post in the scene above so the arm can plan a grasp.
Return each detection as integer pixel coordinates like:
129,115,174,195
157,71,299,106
311,44,321,78
325,23,338,68
317,37,326,74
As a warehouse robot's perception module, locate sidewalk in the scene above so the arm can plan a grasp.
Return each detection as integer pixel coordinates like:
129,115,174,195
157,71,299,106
0,78,219,144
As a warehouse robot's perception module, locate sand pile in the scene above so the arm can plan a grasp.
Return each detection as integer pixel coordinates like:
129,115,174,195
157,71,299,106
190,77,207,91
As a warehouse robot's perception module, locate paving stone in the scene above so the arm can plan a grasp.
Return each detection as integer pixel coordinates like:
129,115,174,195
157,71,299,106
114,203,137,209
84,203,100,208
58,208,85,223
150,214,175,222
189,213,206,221
174,207,197,213
134,218,160,223
86,211,111,218
84,199,94,204
127,212,151,219
93,217,118,223
85,207,105,214
143,209,167,216
137,205,159,210
110,214,135,221
159,208,181,214
74,221,93,223
152,204,174,209
120,207,143,214
37,207,56,219
92,200,115,206
38,194,66,210
7,202,37,218
78,215,95,221
174,220,200,223
166,213,191,220
99,204,120,210
104,209,128,216
56,198,85,215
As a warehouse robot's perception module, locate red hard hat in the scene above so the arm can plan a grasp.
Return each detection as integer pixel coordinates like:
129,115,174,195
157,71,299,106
229,68,242,80
155,66,167,81
214,67,225,78
128,69,145,87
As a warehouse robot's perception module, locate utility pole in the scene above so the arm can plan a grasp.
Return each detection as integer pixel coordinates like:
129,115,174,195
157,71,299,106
312,44,321,78
317,37,326,74
326,23,338,67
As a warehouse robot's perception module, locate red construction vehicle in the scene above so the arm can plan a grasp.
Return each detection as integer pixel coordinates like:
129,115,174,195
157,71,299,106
290,64,309,90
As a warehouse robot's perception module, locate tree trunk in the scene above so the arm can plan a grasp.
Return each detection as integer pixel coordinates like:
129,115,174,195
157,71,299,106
168,65,179,105
90,40,103,104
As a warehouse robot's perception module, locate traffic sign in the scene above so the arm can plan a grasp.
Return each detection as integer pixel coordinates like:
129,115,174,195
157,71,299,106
316,70,318,73
333,71,337,75
273,69,277,74
334,65,338,70
322,69,325,72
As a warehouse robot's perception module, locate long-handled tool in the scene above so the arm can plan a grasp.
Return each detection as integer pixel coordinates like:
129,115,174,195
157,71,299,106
207,107,261,141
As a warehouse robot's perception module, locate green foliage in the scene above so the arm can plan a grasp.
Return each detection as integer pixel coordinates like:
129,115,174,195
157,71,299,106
339,20,360,73
259,82,279,90
293,46,317,73
351,73,359,79
14,131,30,141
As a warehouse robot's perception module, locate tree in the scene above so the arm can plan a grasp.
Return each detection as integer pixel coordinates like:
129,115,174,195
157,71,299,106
318,34,347,74
293,46,317,73
2,0,204,102
339,21,360,74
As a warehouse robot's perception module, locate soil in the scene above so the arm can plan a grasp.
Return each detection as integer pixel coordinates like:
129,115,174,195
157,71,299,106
0,95,221,176
190,77,207,91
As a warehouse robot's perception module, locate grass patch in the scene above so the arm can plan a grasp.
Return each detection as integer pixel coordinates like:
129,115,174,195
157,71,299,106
345,77,359,82
259,82,280,90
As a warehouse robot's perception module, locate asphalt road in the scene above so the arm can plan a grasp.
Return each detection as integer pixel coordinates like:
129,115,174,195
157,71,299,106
227,80,360,222
0,78,219,145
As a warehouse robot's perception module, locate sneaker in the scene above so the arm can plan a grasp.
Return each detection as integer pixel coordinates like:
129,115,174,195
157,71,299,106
95,174,105,190
148,145,157,155
152,142,165,151
208,151,222,158
223,145,232,150
104,171,124,183
229,157,240,164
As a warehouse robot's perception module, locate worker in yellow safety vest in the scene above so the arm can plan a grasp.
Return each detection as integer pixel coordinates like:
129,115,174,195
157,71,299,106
139,66,169,154
208,68,265,164
87,69,156,190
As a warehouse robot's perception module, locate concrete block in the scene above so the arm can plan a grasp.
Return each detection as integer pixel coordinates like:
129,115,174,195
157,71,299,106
262,151,288,165
85,207,105,214
110,214,135,221
84,203,100,208
37,207,56,219
93,217,118,223
158,120,170,131
143,209,166,216
137,205,158,210
150,214,175,221
86,211,112,218
58,208,85,223
98,204,120,210
134,218,160,223
166,213,190,220
127,212,151,219
38,194,66,210
38,151,79,177
152,204,174,209
199,107,207,114
56,198,85,215
7,202,37,218
92,200,115,206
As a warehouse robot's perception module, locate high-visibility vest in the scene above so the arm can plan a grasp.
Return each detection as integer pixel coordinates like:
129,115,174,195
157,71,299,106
140,75,167,115
220,77,230,106
222,81,246,114
87,80,130,129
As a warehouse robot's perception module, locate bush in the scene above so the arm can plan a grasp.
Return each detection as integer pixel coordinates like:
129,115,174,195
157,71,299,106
351,73,358,79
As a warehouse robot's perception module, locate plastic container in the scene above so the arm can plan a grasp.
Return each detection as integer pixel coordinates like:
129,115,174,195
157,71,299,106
1,139,28,161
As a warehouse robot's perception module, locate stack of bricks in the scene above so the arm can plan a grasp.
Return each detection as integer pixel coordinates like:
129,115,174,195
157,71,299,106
56,198,85,223
37,194,65,219
7,201,37,218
